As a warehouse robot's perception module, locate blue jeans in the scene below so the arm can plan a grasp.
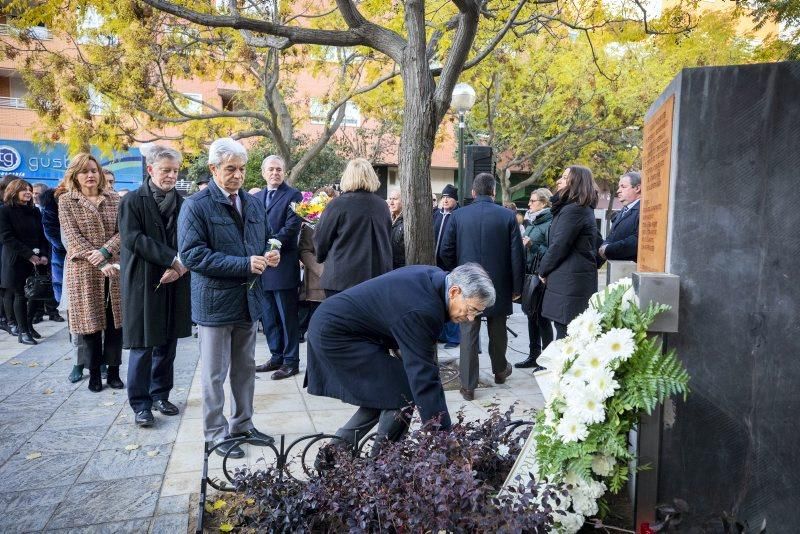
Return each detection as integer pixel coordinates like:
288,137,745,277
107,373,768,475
260,288,300,368
127,338,178,412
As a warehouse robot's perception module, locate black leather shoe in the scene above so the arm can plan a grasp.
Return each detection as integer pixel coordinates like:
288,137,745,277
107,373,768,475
271,365,299,380
48,313,66,322
255,361,282,373
10,324,20,336
0,320,11,335
31,314,44,325
214,437,245,459
230,427,275,446
153,399,179,416
18,332,37,345
532,365,546,373
494,363,513,384
135,409,155,427
515,357,538,369
29,327,42,339
459,387,475,401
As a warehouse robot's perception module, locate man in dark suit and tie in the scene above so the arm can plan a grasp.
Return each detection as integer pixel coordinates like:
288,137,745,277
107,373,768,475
440,173,525,401
599,171,641,262
254,155,304,380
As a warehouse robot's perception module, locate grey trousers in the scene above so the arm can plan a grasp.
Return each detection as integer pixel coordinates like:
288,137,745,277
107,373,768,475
198,322,258,443
459,315,509,390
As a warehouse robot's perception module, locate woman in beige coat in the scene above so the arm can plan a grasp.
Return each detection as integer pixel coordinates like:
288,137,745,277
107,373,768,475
58,153,123,392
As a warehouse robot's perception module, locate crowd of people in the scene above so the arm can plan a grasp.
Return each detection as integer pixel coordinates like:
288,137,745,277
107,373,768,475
0,135,641,456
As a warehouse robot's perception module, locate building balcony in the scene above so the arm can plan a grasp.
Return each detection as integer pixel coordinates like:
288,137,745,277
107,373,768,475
0,96,27,109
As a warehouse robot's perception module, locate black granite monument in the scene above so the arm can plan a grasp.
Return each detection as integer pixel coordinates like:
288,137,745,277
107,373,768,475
644,62,800,529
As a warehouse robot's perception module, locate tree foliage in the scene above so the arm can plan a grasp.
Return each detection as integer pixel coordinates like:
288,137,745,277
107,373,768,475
463,9,781,200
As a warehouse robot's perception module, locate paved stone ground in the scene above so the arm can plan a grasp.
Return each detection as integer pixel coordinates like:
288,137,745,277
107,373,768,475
0,307,545,533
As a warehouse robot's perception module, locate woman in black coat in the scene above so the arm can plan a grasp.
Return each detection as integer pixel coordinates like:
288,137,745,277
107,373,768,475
0,175,17,334
538,166,599,339
314,158,392,296
0,179,50,345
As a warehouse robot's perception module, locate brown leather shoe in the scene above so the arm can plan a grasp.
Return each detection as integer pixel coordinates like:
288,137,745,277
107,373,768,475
459,387,475,401
256,361,282,373
271,365,299,380
494,363,513,384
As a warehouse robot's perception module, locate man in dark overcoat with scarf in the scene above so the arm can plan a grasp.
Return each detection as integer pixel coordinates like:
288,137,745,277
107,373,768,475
119,146,192,427
305,263,496,448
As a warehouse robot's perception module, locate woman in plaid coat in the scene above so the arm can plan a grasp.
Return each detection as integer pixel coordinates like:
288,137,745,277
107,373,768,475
58,153,123,392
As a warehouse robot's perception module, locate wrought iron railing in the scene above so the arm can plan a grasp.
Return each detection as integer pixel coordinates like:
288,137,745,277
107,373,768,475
195,420,534,533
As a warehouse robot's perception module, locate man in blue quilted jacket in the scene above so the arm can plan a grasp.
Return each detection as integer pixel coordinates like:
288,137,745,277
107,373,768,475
178,138,280,459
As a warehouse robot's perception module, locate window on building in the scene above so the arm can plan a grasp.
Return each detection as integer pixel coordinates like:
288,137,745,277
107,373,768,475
310,98,361,127
177,92,204,115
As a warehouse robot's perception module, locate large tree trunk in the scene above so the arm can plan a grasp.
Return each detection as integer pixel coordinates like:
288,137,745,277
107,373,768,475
398,0,438,266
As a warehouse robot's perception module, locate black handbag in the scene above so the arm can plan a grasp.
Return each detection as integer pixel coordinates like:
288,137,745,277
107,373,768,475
521,249,546,316
24,265,53,301
521,273,545,317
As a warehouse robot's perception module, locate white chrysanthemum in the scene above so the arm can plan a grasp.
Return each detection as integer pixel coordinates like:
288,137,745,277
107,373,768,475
591,454,615,477
572,493,599,516
590,277,635,311
573,348,612,375
585,368,620,400
556,416,589,442
268,238,282,250
563,362,589,384
567,308,604,343
566,389,606,425
595,328,636,363
553,511,585,533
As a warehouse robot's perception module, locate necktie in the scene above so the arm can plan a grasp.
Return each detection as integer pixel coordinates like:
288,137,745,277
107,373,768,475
229,193,240,215
266,189,276,209
619,205,629,219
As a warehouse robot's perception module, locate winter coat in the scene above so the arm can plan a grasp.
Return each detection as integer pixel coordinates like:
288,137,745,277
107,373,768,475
433,207,457,268
602,202,640,261
391,214,405,269
118,182,192,349
177,180,269,326
522,208,553,273
253,182,304,290
439,195,525,318
538,198,598,325
0,203,49,291
298,224,325,302
306,265,451,428
313,190,392,292
58,190,122,335
40,188,66,302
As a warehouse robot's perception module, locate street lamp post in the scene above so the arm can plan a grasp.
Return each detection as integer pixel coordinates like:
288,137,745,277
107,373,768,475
451,83,477,199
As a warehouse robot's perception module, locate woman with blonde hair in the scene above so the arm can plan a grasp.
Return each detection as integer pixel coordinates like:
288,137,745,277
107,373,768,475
59,153,124,391
314,158,392,296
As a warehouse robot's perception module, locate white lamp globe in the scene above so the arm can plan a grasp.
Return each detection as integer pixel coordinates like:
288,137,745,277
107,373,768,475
451,83,477,113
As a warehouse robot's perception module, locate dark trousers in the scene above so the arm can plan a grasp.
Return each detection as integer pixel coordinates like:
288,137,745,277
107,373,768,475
3,290,30,332
527,313,554,357
127,338,178,412
298,300,320,338
260,288,300,368
76,290,122,368
554,321,568,340
335,406,414,450
459,315,508,390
